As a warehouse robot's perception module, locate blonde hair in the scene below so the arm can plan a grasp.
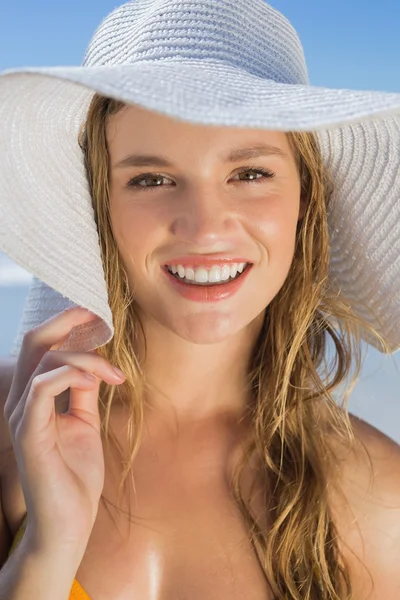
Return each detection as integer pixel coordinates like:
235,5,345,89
78,94,392,599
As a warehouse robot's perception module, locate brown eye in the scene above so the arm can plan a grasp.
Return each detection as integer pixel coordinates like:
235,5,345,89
235,167,275,182
127,173,173,190
126,166,275,193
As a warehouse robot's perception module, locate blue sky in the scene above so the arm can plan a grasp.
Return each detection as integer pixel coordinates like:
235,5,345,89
1,0,399,92
0,0,399,441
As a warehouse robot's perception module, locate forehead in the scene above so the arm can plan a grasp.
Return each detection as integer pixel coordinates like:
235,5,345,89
106,104,295,164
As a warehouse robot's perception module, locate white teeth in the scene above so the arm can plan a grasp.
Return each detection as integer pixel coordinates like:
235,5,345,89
167,262,248,284
208,266,222,283
221,265,231,281
185,268,195,281
194,268,208,283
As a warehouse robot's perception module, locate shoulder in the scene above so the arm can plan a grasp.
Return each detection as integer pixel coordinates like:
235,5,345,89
328,411,400,599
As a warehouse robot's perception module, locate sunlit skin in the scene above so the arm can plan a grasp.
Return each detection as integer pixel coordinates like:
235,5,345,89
107,104,306,435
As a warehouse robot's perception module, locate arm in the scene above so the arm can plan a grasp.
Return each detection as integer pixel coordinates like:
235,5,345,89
0,530,80,600
0,357,79,599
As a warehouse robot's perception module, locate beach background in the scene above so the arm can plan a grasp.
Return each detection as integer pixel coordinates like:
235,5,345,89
0,0,399,443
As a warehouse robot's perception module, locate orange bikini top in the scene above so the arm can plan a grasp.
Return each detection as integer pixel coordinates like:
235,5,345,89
8,513,91,600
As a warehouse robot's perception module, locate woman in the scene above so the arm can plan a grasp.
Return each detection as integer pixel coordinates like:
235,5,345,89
0,0,399,598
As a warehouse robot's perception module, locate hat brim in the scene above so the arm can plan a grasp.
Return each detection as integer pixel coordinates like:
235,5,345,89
2,61,400,128
1,60,400,354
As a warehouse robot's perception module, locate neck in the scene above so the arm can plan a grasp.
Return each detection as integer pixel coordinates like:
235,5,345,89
134,310,266,429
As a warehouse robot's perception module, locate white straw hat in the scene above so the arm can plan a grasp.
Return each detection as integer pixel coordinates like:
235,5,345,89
1,0,400,356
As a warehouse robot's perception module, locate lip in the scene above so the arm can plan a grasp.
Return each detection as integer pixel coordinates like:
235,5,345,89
164,256,253,269
162,263,253,302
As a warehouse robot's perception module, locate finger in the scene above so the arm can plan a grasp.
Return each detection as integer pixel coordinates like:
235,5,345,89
5,308,99,418
67,376,102,430
36,350,124,386
35,349,123,419
6,350,125,436
20,306,98,377
14,365,99,443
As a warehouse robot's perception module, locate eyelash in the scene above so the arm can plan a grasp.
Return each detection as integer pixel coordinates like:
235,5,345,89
126,165,275,192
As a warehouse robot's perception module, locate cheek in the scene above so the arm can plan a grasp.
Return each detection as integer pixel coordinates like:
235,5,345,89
243,191,300,250
109,202,162,267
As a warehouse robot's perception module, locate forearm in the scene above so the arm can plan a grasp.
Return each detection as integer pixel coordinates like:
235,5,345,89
0,534,80,600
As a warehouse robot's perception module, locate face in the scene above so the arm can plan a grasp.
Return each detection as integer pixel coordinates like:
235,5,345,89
107,104,306,344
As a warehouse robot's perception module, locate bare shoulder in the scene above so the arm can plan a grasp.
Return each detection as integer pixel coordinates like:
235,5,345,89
328,411,400,599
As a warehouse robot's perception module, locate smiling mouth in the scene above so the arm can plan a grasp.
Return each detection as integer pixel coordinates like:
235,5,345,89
164,263,252,286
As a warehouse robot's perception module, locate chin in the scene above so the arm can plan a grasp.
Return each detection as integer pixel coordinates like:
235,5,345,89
165,311,251,345
135,292,268,345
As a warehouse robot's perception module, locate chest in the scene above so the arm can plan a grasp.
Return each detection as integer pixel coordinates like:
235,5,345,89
75,434,274,600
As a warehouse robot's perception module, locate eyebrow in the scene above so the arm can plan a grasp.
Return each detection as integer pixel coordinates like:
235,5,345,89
112,143,289,169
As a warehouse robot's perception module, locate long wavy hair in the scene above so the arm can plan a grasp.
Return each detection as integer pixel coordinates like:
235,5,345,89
78,94,391,600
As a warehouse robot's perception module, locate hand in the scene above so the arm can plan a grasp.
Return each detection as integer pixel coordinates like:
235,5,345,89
3,307,125,557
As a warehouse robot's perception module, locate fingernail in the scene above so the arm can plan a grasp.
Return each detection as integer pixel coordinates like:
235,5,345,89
112,367,125,380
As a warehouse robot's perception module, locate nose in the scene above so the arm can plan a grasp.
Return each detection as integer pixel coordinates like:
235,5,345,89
170,186,237,245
